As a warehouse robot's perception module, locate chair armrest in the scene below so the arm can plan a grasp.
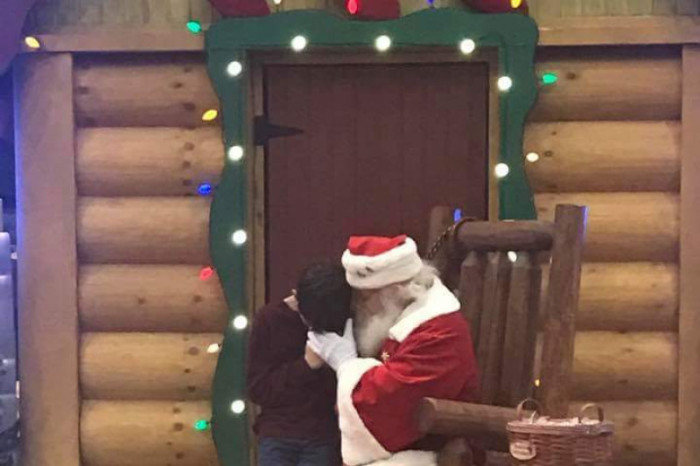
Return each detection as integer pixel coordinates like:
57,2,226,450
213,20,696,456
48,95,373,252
416,398,519,451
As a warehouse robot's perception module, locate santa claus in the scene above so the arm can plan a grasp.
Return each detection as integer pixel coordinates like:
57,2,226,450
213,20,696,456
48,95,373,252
308,235,480,466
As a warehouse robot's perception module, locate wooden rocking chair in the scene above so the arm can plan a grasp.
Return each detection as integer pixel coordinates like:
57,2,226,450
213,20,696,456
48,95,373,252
418,204,588,466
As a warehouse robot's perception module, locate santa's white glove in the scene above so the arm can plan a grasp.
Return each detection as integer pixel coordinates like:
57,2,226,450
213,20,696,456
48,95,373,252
307,319,357,372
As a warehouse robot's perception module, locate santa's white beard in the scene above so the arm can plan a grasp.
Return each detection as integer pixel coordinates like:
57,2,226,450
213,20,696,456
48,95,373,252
354,292,406,358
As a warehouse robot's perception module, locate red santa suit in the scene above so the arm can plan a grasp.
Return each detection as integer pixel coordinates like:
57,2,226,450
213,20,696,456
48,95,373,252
336,236,480,466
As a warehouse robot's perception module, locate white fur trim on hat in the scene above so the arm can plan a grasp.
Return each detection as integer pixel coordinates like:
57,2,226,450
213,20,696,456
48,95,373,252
342,237,423,289
336,358,391,465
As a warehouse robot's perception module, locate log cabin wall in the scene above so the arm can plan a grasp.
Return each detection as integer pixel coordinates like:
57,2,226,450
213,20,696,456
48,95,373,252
74,52,224,466
63,44,681,466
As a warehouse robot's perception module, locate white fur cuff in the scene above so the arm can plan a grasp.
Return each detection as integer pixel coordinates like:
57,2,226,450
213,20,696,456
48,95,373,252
337,358,390,465
369,450,438,466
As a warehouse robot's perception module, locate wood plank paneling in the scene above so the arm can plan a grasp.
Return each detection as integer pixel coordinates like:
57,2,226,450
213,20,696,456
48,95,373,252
264,63,488,300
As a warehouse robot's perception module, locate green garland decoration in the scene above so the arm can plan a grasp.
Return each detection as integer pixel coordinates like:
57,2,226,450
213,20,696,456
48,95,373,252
205,8,539,466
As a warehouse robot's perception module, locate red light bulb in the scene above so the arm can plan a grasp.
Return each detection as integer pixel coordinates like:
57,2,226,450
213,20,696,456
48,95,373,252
199,267,215,281
347,0,359,14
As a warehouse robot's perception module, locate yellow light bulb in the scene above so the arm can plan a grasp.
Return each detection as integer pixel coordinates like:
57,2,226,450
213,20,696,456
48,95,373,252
511,0,523,8
201,109,219,122
24,36,41,50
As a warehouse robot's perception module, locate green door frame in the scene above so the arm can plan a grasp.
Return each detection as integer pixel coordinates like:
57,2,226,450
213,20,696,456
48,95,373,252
205,9,538,465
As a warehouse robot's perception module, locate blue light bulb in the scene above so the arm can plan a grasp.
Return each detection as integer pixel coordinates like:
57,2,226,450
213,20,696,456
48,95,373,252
198,183,213,196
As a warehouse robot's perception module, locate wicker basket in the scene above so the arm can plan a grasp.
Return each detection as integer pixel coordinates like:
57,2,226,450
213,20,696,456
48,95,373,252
506,399,614,466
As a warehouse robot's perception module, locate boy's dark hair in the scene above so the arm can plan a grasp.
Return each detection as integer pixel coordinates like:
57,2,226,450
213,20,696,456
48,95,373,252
296,263,352,335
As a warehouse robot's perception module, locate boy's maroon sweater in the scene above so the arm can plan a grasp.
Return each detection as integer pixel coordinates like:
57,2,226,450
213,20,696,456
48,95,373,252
247,300,339,439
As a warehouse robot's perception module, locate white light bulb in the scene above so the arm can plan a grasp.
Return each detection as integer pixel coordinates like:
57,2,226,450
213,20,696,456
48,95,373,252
291,35,308,52
495,163,510,178
497,76,513,92
226,61,243,77
459,39,476,55
228,145,244,162
273,0,282,4
230,400,246,414
231,229,248,245
233,315,248,330
526,152,540,163
375,35,392,52
207,343,221,354
508,251,518,263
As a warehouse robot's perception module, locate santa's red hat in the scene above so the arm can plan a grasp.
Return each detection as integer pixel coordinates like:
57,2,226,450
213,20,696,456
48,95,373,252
341,235,423,289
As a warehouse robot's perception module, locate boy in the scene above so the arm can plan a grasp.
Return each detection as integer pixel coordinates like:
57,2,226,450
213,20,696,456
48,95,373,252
247,263,351,466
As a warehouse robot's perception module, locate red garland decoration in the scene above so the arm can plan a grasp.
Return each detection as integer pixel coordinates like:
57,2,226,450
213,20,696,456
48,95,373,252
462,0,529,14
346,0,400,20
207,0,270,17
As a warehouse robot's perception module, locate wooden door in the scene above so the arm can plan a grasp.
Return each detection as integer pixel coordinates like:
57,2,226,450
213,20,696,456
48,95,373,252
264,62,489,301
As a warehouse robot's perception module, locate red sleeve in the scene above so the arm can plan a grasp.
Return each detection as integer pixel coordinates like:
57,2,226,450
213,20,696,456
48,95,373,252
246,311,321,408
351,318,479,452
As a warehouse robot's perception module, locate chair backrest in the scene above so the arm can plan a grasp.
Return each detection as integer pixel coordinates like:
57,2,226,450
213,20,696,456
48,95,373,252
426,204,587,417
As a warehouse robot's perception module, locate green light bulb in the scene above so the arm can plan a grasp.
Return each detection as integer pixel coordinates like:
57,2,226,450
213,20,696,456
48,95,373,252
194,419,209,431
187,20,202,34
542,73,558,85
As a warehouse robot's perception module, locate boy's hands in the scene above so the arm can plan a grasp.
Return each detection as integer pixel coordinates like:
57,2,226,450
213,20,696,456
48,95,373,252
307,320,358,372
304,344,325,370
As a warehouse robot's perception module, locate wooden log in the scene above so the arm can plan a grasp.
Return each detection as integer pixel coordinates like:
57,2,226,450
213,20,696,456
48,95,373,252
524,121,681,193
76,127,225,197
499,253,541,406
14,54,81,466
437,438,473,466
454,221,554,252
77,197,210,264
79,265,228,332
573,332,677,401
73,54,219,128
535,192,679,262
571,401,676,466
477,252,511,405
545,262,679,332
81,400,218,466
533,49,681,122
458,252,487,347
539,205,586,418
417,398,516,451
81,333,220,400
